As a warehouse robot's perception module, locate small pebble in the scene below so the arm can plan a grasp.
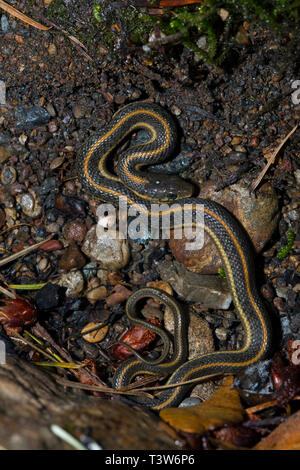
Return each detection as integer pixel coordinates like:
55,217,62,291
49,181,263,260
86,285,107,304
48,121,58,134
72,104,85,119
0,146,12,163
58,270,84,297
35,283,65,311
48,43,57,55
17,192,42,218
62,220,87,243
82,226,130,270
38,257,49,271
1,15,9,33
46,103,56,117
215,327,228,341
81,322,109,343
1,166,16,185
234,144,247,153
59,243,86,271
273,297,286,312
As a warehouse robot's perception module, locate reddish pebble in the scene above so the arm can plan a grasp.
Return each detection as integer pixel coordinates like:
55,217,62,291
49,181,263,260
105,284,132,307
249,137,259,147
63,220,87,243
0,297,37,335
39,239,63,251
12,243,26,253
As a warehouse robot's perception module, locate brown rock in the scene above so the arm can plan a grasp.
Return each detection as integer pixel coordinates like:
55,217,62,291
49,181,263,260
0,146,12,163
59,243,86,270
170,181,279,274
157,260,232,309
62,220,87,243
164,305,219,401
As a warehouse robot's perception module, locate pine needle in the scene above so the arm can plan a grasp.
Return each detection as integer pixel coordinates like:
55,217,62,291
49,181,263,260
0,0,51,30
251,124,298,191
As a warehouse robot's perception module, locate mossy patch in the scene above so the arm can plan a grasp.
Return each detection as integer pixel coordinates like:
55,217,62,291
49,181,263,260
92,0,299,64
47,0,300,65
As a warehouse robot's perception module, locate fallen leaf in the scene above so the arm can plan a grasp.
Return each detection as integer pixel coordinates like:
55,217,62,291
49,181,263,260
213,423,259,448
0,297,37,335
254,410,300,450
105,284,132,307
160,377,244,434
111,317,160,360
271,354,300,405
81,322,109,343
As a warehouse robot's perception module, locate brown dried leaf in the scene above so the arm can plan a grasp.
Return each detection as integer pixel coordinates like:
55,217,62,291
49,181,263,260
254,410,300,450
271,354,300,406
160,377,244,434
111,317,160,360
81,322,109,343
0,297,37,335
105,284,132,307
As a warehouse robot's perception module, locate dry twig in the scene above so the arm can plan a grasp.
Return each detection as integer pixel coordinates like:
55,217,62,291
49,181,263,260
0,0,51,30
0,235,54,268
251,125,298,191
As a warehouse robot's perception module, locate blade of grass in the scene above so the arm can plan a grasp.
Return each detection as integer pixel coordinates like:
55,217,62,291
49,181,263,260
34,361,83,369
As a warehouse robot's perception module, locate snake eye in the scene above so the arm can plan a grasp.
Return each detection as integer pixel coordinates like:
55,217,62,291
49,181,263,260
156,180,160,184
168,193,177,200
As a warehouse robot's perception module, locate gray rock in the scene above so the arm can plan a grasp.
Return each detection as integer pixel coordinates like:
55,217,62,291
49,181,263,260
82,226,130,270
158,260,232,309
15,105,50,130
1,15,9,33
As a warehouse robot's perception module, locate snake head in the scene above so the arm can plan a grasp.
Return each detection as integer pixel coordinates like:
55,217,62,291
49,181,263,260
143,174,194,202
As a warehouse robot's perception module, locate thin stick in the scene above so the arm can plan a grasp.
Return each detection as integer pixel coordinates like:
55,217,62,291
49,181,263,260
0,0,51,30
56,377,153,398
251,125,298,191
0,234,53,268
0,284,16,299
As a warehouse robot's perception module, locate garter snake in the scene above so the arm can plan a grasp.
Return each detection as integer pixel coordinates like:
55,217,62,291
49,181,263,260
77,101,273,410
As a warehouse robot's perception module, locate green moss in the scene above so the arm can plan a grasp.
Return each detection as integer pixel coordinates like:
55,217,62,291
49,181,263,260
47,0,69,24
93,4,102,23
277,229,295,260
55,0,300,65
156,0,299,64
93,2,155,47
218,268,227,279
